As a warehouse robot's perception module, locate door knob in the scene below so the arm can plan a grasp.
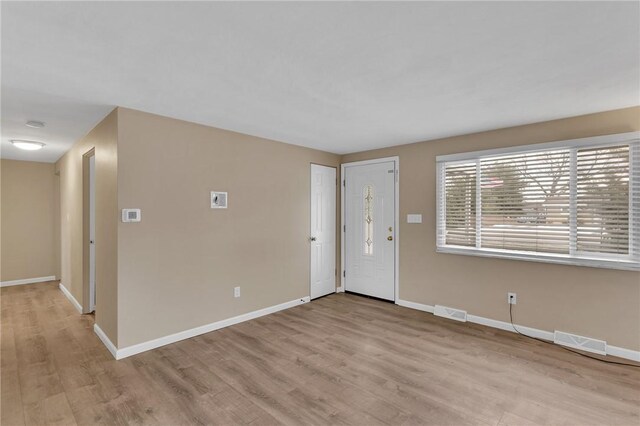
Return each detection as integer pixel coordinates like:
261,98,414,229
310,237,317,242
387,236,393,241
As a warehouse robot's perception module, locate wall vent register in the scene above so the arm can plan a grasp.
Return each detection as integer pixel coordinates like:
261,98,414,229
434,305,468,322
553,330,607,355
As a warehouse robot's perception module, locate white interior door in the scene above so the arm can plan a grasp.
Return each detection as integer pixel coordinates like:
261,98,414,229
89,155,96,312
344,160,396,301
310,164,336,299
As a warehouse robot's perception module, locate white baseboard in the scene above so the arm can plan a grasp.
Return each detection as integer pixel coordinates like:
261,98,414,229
396,298,434,313
112,296,311,360
59,283,82,313
607,345,640,362
336,286,344,293
1,275,56,287
397,299,639,363
467,314,554,341
94,324,118,359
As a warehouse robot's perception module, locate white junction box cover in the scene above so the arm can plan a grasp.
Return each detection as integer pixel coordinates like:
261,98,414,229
211,191,228,209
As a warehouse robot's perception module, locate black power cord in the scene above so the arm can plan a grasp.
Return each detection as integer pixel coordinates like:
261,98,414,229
508,301,640,368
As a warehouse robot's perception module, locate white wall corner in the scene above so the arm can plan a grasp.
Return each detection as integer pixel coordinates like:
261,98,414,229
1,276,56,287
114,296,310,360
59,283,83,313
336,286,344,293
93,324,118,359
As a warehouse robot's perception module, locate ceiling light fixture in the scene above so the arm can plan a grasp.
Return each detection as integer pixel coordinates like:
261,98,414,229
25,120,46,128
11,140,46,151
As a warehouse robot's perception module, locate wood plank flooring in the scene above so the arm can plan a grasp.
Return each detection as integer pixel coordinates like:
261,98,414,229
2,281,639,425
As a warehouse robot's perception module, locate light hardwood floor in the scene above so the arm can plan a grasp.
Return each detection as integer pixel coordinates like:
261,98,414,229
1,281,639,425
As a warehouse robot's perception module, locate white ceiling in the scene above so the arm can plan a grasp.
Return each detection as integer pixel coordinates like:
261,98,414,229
2,2,639,162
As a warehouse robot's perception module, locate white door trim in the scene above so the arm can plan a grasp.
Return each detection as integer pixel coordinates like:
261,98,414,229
341,156,400,302
89,154,96,312
310,163,337,300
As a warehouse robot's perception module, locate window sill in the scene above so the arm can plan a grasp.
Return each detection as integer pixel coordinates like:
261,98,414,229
436,246,640,271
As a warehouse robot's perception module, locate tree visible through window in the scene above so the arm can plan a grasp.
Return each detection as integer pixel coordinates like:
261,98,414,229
480,149,570,254
577,146,629,254
437,137,639,269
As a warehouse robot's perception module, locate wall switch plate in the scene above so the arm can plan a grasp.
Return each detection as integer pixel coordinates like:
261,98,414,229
234,286,241,298
508,292,517,304
407,214,422,224
211,191,228,209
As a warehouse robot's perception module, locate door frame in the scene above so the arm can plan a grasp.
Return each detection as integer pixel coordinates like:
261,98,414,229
309,163,338,299
340,156,400,302
82,147,96,314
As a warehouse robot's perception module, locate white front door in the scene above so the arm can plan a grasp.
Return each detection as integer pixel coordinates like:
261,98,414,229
344,160,396,301
89,154,96,312
310,164,336,299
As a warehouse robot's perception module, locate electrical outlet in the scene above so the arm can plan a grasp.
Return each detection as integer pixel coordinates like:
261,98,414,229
508,292,517,304
234,287,241,298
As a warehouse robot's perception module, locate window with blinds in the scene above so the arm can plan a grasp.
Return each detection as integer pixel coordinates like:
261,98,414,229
576,146,630,255
436,133,640,270
444,161,476,247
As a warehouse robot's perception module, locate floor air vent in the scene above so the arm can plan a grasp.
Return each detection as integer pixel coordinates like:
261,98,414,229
554,331,607,355
434,305,467,322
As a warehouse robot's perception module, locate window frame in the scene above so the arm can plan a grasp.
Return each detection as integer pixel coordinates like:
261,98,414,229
436,131,640,271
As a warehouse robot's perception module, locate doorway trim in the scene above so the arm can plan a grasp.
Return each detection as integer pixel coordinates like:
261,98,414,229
82,147,95,314
340,156,400,302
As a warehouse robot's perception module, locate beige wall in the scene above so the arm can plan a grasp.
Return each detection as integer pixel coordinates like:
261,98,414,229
56,109,119,344
342,106,640,350
116,108,341,347
1,160,58,282
51,105,640,353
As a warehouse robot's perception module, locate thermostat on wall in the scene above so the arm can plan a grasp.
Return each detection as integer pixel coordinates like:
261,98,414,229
211,191,228,209
122,208,141,222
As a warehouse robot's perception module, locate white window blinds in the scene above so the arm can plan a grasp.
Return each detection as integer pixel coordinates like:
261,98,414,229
436,132,640,270
576,145,630,255
444,161,476,247
480,149,570,254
